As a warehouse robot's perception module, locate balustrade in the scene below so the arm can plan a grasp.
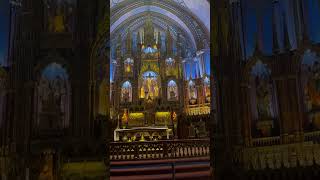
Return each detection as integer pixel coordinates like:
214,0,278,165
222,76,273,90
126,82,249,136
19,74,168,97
304,131,320,143
252,136,281,147
110,139,210,161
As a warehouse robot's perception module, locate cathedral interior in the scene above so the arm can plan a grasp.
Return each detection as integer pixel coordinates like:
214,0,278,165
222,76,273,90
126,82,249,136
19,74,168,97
1,0,320,179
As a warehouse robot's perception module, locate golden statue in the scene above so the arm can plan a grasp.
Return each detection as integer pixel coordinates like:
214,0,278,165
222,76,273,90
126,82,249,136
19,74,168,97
53,7,65,32
140,72,159,99
38,154,54,180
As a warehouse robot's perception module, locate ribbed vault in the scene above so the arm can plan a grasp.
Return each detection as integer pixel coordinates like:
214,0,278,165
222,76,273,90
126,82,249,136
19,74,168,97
110,0,210,51
111,11,196,53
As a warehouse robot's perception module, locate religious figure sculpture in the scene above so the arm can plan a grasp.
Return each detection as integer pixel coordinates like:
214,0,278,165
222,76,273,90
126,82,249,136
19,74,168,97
304,64,320,129
45,0,74,33
38,72,69,130
169,90,176,100
38,153,54,180
167,80,178,101
121,88,130,102
256,77,272,118
189,81,197,104
305,76,320,108
141,72,158,100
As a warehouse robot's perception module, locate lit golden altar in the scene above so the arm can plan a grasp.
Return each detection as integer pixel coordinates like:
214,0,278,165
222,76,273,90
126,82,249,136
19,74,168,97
114,126,173,142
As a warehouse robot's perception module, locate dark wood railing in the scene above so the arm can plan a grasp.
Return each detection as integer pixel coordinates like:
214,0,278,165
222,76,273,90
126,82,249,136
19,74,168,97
110,139,210,161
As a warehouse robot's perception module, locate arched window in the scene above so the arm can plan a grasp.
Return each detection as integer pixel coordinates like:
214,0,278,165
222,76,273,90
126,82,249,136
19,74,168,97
301,50,320,131
167,80,178,101
124,58,134,73
188,80,197,105
36,63,70,130
203,77,210,103
250,61,277,137
44,0,75,33
121,81,132,103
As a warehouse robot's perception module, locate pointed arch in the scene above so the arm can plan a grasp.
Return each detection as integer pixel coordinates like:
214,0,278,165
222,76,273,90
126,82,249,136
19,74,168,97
35,62,71,131
121,81,132,103
167,80,178,101
249,60,279,138
301,49,320,131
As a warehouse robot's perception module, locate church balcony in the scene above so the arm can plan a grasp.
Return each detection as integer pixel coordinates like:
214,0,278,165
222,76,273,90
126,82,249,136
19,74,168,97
235,141,320,171
110,139,210,161
304,130,320,143
252,136,281,147
235,131,320,171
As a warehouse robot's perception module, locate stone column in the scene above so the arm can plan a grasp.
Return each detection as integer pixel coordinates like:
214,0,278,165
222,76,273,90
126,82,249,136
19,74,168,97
240,81,253,146
271,53,303,143
213,0,244,179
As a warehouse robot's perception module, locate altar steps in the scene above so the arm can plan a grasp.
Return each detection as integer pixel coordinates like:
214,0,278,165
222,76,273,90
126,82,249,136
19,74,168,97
110,157,211,180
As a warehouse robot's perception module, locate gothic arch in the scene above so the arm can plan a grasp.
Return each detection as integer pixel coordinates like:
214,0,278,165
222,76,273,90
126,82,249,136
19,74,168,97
111,11,196,50
110,0,209,50
34,53,72,81
243,56,273,83
34,62,71,132
167,79,178,101
246,60,279,138
300,49,320,131
121,80,133,103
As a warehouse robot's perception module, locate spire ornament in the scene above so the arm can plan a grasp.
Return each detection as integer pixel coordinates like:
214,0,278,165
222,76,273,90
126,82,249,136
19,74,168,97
272,1,279,54
282,13,291,51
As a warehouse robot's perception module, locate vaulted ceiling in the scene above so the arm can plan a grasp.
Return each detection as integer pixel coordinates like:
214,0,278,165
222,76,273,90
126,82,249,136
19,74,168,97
110,0,210,51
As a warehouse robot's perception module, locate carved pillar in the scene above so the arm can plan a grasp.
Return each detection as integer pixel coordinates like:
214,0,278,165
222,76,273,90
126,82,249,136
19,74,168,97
240,81,253,146
213,0,244,179
271,53,303,143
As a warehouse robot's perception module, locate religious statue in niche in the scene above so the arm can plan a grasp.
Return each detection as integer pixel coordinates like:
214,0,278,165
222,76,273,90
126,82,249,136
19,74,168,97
304,62,320,129
140,72,159,100
44,0,75,33
204,77,210,103
188,81,197,105
37,63,70,130
255,76,273,119
167,80,178,101
251,62,275,137
305,63,320,109
121,81,132,103
38,153,54,180
124,58,134,73
165,58,176,76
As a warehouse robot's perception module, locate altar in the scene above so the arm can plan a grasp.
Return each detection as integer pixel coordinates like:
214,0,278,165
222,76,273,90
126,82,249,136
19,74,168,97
114,126,172,142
